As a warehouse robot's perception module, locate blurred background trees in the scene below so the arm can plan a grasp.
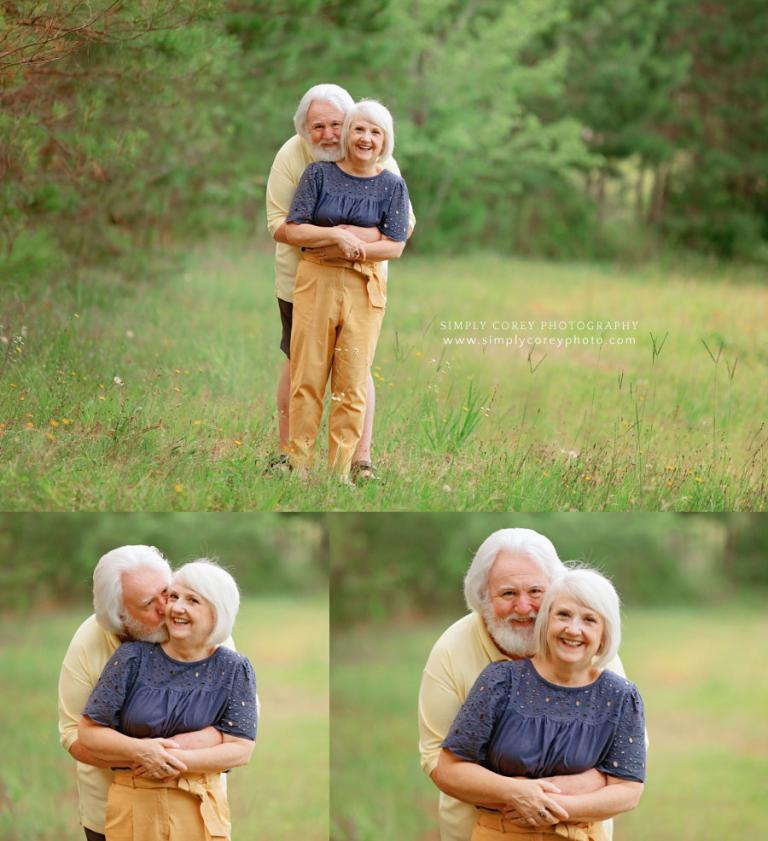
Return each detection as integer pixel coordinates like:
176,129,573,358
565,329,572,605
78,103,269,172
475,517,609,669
0,512,327,609
329,513,768,624
2,0,767,293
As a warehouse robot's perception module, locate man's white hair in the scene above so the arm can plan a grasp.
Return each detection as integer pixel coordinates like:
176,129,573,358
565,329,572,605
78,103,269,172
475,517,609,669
93,545,171,634
293,83,354,141
534,566,622,669
464,528,565,613
341,99,396,163
172,559,240,646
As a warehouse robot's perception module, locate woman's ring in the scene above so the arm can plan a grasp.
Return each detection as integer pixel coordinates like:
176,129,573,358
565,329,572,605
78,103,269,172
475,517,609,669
538,809,547,818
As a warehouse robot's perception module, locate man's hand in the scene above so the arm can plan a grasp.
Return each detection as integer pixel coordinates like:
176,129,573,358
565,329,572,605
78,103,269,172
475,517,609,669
333,228,367,261
130,738,187,779
499,779,568,827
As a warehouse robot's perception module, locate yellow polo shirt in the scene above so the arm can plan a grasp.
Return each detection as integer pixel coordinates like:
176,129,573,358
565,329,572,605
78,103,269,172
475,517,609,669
418,612,628,841
265,134,416,302
58,615,237,834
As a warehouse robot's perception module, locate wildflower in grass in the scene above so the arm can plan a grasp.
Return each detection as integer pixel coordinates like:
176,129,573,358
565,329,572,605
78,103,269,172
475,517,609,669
233,439,243,446
543,471,550,477
10,383,16,388
442,484,452,493
694,476,704,484
193,419,202,426
415,351,422,357
583,475,592,482
174,483,184,493
25,422,34,429
61,418,72,425
46,432,55,441
74,313,79,318
49,419,59,427
113,376,124,386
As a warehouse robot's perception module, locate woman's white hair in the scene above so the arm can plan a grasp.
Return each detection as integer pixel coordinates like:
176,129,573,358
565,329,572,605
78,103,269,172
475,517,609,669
172,559,240,646
534,566,622,669
341,99,396,163
93,545,171,634
293,83,355,141
464,528,565,613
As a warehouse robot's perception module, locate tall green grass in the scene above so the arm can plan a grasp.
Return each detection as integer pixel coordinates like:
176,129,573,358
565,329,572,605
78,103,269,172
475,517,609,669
1,242,766,510
331,605,768,841
0,595,329,841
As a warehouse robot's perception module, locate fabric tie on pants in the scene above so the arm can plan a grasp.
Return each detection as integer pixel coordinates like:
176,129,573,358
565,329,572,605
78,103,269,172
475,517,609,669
107,770,231,841
300,252,387,308
473,810,603,841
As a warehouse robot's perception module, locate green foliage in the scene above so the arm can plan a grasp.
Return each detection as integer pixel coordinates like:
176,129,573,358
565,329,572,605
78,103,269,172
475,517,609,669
0,513,328,609
330,513,757,624
2,0,767,275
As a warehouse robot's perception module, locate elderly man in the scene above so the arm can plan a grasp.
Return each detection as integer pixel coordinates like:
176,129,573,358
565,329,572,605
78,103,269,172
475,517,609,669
265,82,415,480
58,546,230,841
418,528,631,841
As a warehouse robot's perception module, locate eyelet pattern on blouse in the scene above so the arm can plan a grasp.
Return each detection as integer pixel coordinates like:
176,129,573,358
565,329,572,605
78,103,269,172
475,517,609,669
443,659,645,782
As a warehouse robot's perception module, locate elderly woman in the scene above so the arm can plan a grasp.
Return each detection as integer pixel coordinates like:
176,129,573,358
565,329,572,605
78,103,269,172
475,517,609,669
78,561,257,841
284,99,410,480
438,568,646,841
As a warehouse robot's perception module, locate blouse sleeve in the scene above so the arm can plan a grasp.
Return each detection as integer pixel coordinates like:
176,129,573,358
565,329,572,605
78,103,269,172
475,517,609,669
379,176,409,242
597,685,646,782
82,643,141,728
215,656,258,741
442,662,510,764
286,164,322,225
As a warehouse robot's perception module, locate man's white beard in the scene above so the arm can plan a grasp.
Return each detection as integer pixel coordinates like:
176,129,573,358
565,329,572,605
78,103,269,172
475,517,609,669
310,142,343,162
481,600,537,657
122,614,169,643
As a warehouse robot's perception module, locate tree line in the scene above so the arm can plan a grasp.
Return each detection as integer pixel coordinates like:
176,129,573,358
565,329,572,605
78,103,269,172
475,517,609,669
330,513,768,624
0,512,328,610
2,0,766,295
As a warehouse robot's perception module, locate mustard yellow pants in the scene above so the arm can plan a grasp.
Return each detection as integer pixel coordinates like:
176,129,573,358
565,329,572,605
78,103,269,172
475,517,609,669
472,810,606,841
105,771,231,841
288,258,384,474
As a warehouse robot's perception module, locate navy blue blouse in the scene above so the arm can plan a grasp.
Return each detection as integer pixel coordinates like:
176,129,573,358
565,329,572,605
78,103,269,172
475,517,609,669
84,642,257,741
443,659,645,782
286,161,409,242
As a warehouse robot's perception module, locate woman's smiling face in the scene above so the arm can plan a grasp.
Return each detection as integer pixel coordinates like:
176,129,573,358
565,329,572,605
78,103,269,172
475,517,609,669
166,583,215,647
545,596,605,669
346,118,385,166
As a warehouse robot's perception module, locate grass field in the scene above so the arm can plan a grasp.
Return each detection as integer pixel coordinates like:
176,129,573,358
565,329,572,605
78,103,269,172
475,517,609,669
331,605,768,841
0,595,329,841
1,241,767,510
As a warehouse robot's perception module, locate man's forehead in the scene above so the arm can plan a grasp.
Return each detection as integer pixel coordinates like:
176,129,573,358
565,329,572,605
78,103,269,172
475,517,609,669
122,566,169,600
307,100,345,124
489,551,549,586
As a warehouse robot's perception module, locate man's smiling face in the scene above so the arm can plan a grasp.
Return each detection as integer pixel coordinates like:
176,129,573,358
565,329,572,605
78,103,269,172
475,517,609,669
306,100,345,162
120,566,170,642
481,551,549,657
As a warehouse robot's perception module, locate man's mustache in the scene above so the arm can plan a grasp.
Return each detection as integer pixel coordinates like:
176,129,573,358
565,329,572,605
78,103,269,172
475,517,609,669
504,612,537,623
